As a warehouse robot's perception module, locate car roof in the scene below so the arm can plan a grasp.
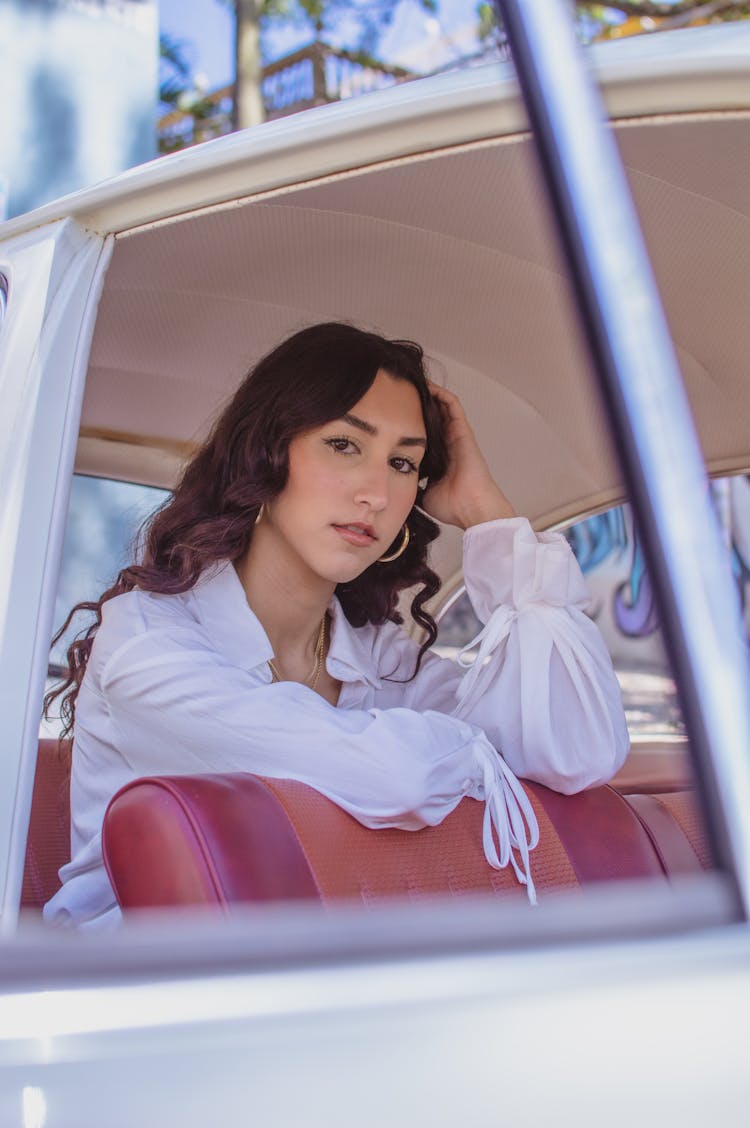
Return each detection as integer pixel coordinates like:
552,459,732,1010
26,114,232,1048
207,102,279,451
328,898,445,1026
5,24,748,586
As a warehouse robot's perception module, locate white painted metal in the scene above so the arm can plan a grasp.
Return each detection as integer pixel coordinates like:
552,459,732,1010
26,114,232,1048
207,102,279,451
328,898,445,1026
0,916,748,1126
0,221,111,929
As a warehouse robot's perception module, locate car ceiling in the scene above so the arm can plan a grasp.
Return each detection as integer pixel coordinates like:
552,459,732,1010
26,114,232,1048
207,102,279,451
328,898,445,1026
78,108,750,585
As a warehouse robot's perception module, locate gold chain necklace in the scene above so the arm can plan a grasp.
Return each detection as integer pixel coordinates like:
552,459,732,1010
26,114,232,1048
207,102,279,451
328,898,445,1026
268,613,328,690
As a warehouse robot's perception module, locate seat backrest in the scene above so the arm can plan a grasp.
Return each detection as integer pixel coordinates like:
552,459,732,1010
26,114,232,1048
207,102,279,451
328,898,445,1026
102,772,708,913
626,791,712,874
21,739,72,911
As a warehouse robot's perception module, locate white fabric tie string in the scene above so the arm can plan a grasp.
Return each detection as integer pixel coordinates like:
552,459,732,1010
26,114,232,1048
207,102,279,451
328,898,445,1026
454,608,540,903
476,741,540,905
455,607,516,714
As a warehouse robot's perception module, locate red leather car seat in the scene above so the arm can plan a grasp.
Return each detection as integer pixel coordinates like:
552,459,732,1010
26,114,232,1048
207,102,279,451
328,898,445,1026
20,739,713,917
21,738,71,910
102,772,702,913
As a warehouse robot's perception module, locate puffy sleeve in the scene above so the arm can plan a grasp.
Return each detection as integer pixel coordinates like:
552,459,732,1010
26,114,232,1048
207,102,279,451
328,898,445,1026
95,606,538,898
381,517,629,794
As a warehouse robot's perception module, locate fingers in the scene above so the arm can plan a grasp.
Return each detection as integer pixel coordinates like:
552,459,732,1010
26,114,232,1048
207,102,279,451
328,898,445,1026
427,380,458,404
428,382,475,441
427,380,466,423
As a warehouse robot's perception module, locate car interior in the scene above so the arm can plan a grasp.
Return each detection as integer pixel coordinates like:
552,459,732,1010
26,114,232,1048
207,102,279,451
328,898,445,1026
19,42,748,921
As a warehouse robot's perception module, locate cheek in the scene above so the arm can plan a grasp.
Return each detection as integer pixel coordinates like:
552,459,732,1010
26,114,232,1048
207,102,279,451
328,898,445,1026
387,482,419,533
307,459,346,495
399,474,420,505
286,446,345,503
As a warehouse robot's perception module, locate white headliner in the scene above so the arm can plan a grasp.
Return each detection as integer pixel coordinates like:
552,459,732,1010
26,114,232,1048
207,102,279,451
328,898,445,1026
10,25,747,583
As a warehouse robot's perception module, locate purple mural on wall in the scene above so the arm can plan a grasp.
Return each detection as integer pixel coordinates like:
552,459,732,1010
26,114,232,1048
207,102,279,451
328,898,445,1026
568,476,750,643
614,552,659,637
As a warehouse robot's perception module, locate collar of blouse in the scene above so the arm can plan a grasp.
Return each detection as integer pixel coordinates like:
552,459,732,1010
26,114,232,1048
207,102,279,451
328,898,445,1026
186,561,385,691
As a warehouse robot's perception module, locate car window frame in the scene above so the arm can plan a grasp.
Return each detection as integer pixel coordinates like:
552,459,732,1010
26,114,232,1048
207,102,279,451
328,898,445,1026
0,223,112,928
1,8,744,961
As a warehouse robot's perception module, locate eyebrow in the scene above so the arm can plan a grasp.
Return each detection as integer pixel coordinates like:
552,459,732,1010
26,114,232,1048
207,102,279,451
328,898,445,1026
341,412,427,448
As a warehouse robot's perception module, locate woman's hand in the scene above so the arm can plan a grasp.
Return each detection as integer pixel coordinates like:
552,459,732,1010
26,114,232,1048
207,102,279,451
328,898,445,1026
422,384,516,530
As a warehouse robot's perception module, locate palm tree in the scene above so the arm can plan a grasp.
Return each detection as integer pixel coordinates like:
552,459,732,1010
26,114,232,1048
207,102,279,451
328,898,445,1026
159,32,195,115
158,33,216,154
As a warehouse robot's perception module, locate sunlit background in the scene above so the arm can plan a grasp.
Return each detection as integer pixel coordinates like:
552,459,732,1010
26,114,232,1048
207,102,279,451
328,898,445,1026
2,1,748,218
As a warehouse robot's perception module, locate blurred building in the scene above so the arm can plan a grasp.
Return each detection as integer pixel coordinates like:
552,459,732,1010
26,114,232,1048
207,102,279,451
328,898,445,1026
0,0,158,220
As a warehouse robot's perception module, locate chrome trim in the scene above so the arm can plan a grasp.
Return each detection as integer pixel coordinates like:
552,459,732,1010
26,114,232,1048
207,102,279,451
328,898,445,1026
0,272,7,334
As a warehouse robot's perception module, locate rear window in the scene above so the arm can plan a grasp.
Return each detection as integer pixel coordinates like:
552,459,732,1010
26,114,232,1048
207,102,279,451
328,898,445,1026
43,474,168,733
437,476,750,744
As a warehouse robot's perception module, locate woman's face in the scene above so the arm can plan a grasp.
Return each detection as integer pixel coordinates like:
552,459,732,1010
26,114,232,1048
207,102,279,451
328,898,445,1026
264,369,427,586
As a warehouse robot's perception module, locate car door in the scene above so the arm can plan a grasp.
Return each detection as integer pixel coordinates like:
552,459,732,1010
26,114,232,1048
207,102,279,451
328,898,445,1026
0,219,110,926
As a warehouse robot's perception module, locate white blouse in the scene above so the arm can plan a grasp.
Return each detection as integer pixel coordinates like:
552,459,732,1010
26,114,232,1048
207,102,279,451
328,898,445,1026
44,517,629,928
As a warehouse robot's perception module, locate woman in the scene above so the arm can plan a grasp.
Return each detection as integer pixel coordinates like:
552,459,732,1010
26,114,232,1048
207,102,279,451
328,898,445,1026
45,322,629,928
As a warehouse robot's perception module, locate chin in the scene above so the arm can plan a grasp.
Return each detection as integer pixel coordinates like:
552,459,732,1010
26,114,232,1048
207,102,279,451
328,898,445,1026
331,565,374,586
320,556,377,586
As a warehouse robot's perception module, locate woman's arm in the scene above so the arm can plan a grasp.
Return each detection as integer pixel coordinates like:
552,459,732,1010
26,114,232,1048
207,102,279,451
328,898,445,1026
390,386,630,794
375,519,629,794
98,614,488,832
95,615,539,900
421,383,516,529
461,518,628,793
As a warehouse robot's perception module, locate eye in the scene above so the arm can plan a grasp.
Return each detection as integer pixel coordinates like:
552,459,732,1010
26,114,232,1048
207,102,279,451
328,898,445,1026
324,436,360,456
390,456,419,475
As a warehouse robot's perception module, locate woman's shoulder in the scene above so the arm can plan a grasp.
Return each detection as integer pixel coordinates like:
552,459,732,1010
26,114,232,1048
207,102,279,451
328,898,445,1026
88,586,201,682
100,584,196,635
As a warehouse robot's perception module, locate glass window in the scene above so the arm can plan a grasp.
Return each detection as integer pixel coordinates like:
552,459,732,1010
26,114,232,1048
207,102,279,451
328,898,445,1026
435,473,750,748
43,474,169,735
436,478,750,747
436,501,682,742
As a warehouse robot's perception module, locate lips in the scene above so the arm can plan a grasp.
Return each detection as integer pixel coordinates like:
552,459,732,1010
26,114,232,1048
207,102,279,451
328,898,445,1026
332,523,377,547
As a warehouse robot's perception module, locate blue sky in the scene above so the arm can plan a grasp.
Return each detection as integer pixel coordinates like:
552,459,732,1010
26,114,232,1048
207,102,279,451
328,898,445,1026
160,0,234,88
158,0,486,89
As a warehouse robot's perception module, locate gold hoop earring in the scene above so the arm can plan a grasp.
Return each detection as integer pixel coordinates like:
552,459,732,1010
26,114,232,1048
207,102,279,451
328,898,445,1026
255,504,264,525
378,524,410,564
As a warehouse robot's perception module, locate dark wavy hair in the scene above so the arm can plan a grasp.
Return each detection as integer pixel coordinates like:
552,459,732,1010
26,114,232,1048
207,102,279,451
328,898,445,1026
46,322,449,738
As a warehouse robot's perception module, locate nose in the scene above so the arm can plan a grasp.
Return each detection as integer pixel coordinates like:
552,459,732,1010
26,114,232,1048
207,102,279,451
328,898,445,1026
353,460,390,513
